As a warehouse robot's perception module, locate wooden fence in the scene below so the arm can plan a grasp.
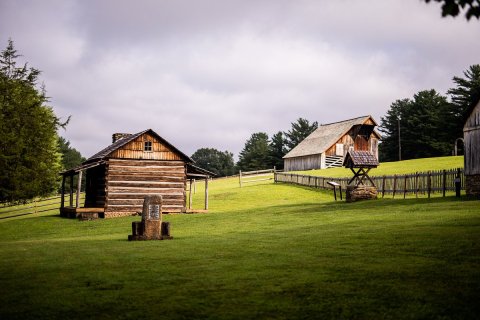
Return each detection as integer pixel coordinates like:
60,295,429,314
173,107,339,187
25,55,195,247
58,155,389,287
0,194,85,220
239,168,278,187
275,168,465,198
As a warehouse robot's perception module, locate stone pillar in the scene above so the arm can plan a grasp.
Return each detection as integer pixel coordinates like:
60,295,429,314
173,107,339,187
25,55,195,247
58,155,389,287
346,185,378,203
128,195,173,241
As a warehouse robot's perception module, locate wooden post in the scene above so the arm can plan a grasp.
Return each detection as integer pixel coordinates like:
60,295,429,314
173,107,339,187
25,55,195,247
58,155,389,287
69,174,74,207
392,175,397,199
239,170,242,188
427,171,431,199
382,176,386,198
442,169,446,197
403,175,408,199
76,170,83,208
61,175,66,209
415,172,419,198
204,178,209,210
189,179,193,210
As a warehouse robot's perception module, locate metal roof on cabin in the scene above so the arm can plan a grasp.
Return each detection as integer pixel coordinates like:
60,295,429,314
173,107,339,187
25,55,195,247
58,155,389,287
85,129,193,163
283,115,380,159
342,150,379,168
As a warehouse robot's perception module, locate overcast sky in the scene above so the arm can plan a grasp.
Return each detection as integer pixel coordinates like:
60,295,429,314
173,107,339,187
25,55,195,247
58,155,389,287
1,0,479,160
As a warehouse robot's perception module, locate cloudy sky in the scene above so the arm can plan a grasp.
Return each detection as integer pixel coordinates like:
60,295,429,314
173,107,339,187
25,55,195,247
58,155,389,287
1,0,479,159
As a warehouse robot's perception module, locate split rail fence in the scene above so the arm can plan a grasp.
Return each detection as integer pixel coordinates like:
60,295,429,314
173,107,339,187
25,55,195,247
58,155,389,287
0,193,85,220
275,168,465,198
239,168,278,187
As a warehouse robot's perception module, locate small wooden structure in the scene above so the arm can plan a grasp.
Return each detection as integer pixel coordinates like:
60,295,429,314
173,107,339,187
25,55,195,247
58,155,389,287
343,150,379,202
283,115,381,171
464,99,480,196
60,129,213,219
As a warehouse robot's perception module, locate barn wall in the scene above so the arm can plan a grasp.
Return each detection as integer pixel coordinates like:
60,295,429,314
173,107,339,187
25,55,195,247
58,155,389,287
325,131,379,158
464,102,480,176
284,154,323,171
104,159,186,217
109,133,183,161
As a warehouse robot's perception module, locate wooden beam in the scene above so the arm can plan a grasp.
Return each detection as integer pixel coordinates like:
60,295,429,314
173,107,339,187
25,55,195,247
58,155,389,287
189,179,193,210
205,178,209,210
69,174,74,207
76,170,83,208
61,175,66,209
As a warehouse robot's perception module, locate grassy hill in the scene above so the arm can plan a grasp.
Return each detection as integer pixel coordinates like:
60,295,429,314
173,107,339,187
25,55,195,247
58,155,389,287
0,158,479,319
295,155,464,178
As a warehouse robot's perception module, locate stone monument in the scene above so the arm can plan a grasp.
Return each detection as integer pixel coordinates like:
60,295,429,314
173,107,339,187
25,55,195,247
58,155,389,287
128,195,173,241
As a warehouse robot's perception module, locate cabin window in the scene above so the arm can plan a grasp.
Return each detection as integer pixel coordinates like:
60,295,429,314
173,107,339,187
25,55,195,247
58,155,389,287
144,141,152,152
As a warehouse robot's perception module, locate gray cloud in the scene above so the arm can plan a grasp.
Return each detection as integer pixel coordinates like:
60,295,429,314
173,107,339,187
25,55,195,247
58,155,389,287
1,0,479,159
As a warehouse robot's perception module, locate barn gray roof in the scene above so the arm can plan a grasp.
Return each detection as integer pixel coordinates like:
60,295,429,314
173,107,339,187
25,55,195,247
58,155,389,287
283,115,379,159
86,129,193,163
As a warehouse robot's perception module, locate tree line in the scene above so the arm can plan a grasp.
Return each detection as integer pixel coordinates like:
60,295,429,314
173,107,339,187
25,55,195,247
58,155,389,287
191,118,318,176
379,64,480,162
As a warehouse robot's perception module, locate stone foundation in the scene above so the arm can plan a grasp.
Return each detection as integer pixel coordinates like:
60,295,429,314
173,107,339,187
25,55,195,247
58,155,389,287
466,174,480,196
346,185,377,202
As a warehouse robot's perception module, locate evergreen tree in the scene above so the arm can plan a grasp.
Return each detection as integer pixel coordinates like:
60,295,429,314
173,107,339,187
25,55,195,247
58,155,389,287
58,136,86,191
447,64,480,137
237,132,270,171
268,131,287,169
0,39,68,202
191,148,235,177
284,118,318,151
379,90,453,161
424,0,480,20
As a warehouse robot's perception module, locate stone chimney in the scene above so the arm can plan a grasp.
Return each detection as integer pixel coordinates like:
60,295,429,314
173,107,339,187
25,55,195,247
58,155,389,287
112,133,130,143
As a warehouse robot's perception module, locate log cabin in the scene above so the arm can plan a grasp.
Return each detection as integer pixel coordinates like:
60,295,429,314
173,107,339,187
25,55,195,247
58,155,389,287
464,99,480,196
283,115,381,171
60,129,212,218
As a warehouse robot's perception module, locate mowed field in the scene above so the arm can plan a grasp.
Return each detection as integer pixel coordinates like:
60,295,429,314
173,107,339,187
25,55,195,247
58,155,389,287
0,157,479,319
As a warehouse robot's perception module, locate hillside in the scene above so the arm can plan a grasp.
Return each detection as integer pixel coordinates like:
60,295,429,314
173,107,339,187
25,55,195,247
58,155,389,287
0,162,479,319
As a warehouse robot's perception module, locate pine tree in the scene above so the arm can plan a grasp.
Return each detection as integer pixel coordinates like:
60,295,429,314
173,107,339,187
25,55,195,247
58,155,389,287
0,39,68,202
268,131,287,169
237,132,270,171
284,118,318,151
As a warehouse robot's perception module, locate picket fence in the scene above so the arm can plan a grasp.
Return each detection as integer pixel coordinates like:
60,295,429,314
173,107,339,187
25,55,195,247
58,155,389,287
274,168,465,198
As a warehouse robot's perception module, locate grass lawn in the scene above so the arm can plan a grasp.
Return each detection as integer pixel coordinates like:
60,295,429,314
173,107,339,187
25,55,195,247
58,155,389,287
295,155,464,178
0,175,479,319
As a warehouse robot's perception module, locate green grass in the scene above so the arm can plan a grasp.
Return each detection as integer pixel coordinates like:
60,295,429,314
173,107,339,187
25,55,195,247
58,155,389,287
295,155,464,178
0,170,479,319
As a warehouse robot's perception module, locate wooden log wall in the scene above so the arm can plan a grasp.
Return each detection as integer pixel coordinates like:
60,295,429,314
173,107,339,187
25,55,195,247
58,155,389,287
105,159,186,216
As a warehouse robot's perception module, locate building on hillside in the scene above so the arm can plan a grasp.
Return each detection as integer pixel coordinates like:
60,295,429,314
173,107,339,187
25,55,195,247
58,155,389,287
283,115,381,171
60,129,213,218
464,99,480,196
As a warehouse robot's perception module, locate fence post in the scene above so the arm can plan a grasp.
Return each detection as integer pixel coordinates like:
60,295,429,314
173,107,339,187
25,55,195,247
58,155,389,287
239,170,242,188
382,175,386,198
393,175,397,198
442,170,446,197
415,172,419,198
404,175,408,199
427,171,431,198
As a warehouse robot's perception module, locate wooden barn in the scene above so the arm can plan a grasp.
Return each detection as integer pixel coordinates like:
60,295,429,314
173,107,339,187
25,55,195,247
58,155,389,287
60,129,212,218
283,115,381,171
464,99,480,196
